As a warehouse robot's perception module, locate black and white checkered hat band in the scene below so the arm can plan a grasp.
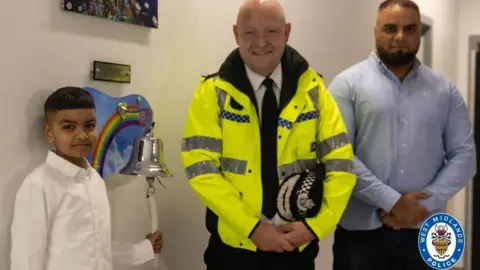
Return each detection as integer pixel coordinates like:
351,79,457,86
296,170,316,219
277,169,317,221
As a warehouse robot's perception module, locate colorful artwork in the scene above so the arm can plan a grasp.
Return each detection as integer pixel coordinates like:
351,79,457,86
62,0,158,29
83,87,153,178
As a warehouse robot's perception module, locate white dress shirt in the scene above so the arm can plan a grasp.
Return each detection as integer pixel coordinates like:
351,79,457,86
245,63,282,122
10,150,154,270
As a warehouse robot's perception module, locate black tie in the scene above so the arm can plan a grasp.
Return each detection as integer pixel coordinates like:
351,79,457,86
260,78,279,219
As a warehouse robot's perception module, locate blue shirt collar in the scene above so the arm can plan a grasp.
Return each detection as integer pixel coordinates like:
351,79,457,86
369,51,421,81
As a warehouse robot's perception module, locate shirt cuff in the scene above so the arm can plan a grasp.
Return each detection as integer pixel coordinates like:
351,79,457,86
418,195,441,212
132,239,155,265
377,186,402,213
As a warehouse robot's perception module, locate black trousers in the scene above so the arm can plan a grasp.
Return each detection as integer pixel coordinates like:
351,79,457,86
205,235,318,270
333,225,431,270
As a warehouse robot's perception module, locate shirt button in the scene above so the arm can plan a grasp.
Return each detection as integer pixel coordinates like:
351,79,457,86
400,170,404,174
402,144,407,148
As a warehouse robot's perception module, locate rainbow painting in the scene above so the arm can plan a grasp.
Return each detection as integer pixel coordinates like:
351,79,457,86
83,87,153,179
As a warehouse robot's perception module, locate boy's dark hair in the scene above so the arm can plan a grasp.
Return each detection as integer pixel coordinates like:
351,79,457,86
378,0,420,14
44,87,95,122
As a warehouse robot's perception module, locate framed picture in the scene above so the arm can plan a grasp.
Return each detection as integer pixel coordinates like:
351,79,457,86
62,0,158,29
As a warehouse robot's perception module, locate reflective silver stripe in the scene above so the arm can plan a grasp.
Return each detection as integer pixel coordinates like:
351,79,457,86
277,158,317,179
316,132,350,158
185,160,220,179
325,159,354,173
221,157,247,175
216,87,226,108
216,87,226,127
308,86,319,111
182,136,222,153
308,86,320,140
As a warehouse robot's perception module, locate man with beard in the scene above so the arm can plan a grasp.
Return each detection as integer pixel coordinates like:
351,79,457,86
328,0,476,269
181,0,356,269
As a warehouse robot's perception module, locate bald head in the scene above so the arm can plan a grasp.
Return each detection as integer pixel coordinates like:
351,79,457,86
233,0,290,77
236,0,286,26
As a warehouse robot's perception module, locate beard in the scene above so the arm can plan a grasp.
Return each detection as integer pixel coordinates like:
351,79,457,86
376,45,418,67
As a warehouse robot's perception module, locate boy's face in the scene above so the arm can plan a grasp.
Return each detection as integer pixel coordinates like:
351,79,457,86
44,108,97,159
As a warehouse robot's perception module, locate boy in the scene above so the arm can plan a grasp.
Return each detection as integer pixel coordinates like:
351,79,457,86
10,87,163,270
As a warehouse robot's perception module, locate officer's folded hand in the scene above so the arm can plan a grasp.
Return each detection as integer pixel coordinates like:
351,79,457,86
251,223,294,253
280,221,314,248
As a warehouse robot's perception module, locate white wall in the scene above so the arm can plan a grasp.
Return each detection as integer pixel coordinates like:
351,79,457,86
457,0,480,97
0,1,462,270
417,0,460,83
457,1,480,125
417,36,425,63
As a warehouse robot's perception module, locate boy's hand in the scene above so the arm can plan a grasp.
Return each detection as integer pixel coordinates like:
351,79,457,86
146,231,163,253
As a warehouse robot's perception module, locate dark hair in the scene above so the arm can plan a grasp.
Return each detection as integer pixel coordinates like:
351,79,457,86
378,0,420,13
44,87,95,121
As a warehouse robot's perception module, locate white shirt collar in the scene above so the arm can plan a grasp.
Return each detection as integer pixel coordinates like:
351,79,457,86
46,150,89,181
245,62,282,91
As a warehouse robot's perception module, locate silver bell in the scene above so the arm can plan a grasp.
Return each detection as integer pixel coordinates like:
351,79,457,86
120,128,172,177
117,101,172,178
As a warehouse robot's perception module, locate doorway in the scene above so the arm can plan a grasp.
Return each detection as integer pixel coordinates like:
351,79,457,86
471,42,480,270
466,36,480,270
419,14,433,67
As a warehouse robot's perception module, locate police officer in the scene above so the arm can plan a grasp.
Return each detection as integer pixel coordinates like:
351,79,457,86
181,1,356,269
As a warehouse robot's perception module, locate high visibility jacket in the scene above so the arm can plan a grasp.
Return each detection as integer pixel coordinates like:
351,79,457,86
181,46,356,252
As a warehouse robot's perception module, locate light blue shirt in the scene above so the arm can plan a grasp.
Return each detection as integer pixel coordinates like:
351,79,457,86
328,52,476,230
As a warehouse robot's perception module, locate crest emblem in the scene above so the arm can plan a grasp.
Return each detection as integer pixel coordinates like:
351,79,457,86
418,213,465,270
431,224,451,258
297,193,315,212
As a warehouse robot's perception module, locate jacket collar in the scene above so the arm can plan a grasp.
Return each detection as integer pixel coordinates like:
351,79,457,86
218,45,309,112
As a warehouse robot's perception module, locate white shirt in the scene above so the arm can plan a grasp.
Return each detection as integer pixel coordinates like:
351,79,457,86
245,63,282,122
10,150,154,270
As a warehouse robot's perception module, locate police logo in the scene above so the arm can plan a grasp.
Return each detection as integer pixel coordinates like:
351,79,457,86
418,213,465,270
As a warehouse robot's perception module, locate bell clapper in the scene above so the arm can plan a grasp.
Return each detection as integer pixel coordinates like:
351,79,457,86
146,176,156,198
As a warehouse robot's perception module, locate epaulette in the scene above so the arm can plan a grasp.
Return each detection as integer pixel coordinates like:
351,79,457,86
201,72,219,82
